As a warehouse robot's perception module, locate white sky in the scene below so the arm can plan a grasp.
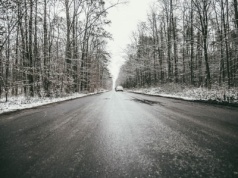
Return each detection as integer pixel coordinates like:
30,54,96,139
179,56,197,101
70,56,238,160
106,0,155,85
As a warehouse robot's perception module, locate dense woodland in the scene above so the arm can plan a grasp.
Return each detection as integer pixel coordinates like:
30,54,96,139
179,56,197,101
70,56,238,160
0,0,115,101
117,0,238,90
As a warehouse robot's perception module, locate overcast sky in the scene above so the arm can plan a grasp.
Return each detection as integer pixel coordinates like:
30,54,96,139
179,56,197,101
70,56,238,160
106,0,155,85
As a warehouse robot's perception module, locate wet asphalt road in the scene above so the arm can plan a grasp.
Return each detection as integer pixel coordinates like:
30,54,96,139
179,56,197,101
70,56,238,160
0,91,238,178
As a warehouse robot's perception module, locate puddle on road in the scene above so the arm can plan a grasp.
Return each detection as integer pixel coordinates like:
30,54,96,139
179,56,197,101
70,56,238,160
131,98,165,106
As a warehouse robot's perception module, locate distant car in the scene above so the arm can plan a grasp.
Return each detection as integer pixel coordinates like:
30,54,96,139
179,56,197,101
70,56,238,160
115,86,123,92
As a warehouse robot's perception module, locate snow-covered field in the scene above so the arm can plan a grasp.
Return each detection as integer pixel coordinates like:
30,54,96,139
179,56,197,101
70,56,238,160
128,84,238,105
0,91,106,114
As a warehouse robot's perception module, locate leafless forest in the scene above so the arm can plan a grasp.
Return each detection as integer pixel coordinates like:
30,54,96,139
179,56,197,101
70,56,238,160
117,0,238,91
0,0,114,102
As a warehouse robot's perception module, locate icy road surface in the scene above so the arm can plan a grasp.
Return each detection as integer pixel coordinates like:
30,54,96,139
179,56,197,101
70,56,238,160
0,91,238,178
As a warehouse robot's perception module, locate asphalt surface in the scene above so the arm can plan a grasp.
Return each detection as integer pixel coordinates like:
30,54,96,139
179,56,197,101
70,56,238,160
0,91,238,178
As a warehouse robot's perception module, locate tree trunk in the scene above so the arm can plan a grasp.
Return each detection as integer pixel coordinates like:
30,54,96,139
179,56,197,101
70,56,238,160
221,0,230,88
172,16,178,83
28,0,34,96
43,0,49,94
65,0,72,93
190,2,194,85
234,0,238,28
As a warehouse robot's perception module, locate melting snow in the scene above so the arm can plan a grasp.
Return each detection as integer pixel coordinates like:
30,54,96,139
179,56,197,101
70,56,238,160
128,86,238,104
0,91,107,114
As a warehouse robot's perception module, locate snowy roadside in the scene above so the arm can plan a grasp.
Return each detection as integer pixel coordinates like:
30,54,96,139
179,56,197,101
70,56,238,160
0,91,107,115
127,86,238,106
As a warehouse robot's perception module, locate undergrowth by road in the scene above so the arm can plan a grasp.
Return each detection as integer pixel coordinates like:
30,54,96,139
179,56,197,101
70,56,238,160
128,84,238,106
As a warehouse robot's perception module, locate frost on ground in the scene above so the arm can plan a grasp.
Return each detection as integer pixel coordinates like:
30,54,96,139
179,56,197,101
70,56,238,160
0,90,107,114
128,84,238,104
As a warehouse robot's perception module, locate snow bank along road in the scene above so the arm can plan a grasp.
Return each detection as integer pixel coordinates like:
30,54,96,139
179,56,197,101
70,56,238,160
0,91,238,178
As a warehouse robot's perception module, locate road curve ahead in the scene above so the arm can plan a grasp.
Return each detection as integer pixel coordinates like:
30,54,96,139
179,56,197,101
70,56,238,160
0,91,238,178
